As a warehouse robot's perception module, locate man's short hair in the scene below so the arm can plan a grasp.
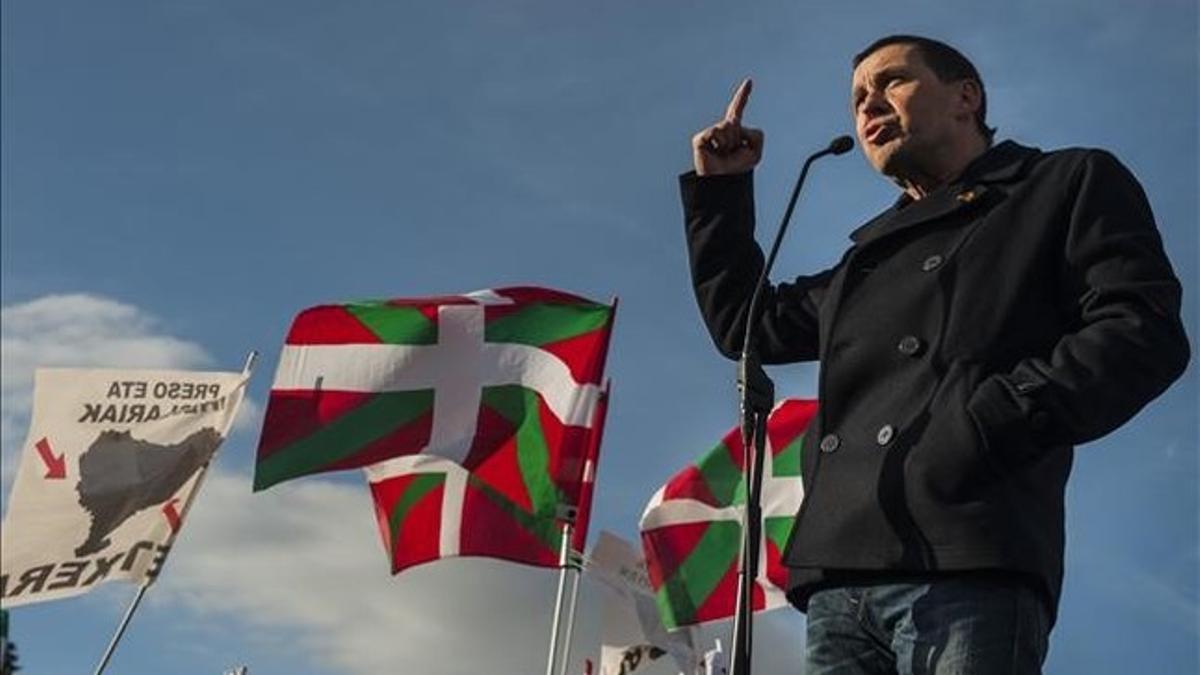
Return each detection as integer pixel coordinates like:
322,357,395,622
853,35,996,141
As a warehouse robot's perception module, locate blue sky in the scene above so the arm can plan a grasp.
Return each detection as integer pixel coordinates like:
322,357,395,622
1,1,1196,673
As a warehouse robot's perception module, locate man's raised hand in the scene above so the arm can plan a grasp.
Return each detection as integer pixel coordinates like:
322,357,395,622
692,79,765,176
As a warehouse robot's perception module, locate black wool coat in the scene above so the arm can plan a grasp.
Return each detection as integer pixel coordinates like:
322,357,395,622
680,140,1190,621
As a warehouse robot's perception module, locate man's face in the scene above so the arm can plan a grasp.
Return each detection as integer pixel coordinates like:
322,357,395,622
850,43,969,178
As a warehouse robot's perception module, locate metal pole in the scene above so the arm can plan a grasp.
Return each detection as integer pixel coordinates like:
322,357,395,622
728,140,849,675
545,520,575,675
557,549,584,675
91,583,149,675
241,350,259,375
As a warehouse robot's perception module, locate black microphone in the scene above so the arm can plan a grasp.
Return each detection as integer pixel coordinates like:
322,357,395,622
829,134,855,155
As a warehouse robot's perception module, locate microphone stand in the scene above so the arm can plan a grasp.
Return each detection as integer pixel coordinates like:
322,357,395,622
729,136,852,675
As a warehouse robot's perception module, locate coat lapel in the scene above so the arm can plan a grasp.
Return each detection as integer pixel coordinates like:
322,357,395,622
849,189,966,247
846,141,1041,250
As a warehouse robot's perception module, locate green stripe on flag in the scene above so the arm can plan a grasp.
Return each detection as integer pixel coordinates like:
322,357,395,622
764,516,794,553
698,442,746,506
347,303,437,344
482,385,565,516
484,304,610,347
481,384,527,426
254,390,434,489
469,476,563,551
773,435,804,477
514,389,564,515
655,520,741,628
389,473,445,544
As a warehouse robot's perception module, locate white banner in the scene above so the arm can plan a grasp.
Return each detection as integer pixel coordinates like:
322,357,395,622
1,367,248,608
588,531,700,675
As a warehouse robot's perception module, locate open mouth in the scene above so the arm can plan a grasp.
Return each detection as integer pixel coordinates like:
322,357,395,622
864,121,899,146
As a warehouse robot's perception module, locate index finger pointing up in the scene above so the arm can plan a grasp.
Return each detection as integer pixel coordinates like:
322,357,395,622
725,78,753,123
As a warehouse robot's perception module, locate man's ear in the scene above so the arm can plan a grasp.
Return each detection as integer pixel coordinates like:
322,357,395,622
956,79,983,120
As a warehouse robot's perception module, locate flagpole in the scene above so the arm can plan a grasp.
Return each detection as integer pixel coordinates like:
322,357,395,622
241,350,259,377
91,583,148,675
558,379,608,675
557,549,584,675
91,350,259,675
545,512,576,675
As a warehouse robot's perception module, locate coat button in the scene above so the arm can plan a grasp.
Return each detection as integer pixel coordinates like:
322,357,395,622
819,434,841,453
897,335,923,356
876,424,895,446
921,254,944,272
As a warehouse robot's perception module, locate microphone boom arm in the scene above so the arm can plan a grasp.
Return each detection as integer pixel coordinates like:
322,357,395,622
729,134,853,675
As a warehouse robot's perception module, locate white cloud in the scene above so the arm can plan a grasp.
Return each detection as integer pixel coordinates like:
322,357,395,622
1,294,211,375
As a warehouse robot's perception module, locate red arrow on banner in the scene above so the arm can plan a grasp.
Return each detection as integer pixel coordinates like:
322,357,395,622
35,437,66,479
163,498,183,533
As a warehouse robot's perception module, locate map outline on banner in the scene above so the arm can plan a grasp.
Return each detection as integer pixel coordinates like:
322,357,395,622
1,367,249,609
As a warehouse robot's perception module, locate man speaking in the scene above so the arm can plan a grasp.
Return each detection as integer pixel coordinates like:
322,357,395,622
679,35,1189,674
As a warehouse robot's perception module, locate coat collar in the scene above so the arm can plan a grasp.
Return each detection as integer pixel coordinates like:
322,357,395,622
848,140,1042,246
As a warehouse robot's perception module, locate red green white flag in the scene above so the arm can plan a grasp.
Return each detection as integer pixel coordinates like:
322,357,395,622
253,287,614,492
639,399,816,629
365,383,609,573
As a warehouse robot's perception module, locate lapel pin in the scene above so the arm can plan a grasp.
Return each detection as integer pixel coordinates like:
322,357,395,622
956,188,980,203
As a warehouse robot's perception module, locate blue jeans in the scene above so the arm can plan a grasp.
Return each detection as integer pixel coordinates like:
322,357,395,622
805,574,1050,674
